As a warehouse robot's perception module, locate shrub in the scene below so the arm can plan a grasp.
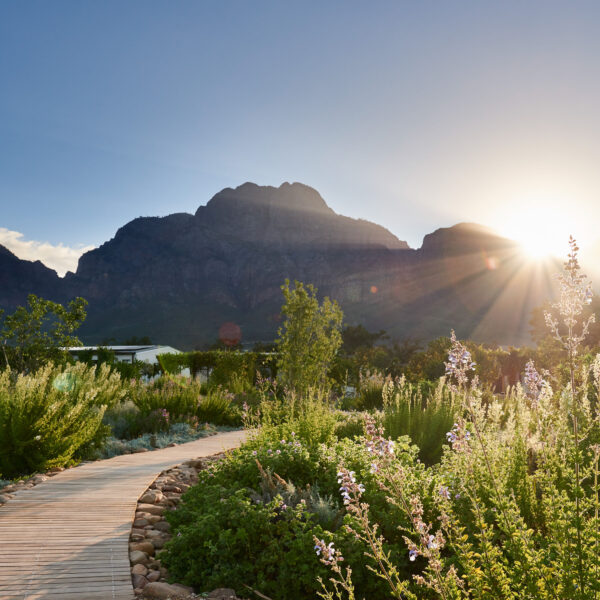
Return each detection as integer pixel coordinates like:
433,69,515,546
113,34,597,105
128,375,241,429
129,374,201,421
197,387,240,426
356,369,388,410
161,416,425,600
0,363,124,478
381,376,459,465
163,487,334,599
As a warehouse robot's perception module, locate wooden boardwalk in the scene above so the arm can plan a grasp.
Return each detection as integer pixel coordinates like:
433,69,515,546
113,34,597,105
0,430,246,600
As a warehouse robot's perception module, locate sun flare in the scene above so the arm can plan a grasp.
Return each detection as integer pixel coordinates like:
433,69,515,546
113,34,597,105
496,200,576,260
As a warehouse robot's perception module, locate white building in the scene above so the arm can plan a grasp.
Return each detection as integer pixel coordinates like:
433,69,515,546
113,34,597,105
66,345,185,369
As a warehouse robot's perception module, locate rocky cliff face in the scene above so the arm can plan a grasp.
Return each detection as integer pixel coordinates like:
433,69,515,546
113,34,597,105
0,182,555,347
0,245,62,309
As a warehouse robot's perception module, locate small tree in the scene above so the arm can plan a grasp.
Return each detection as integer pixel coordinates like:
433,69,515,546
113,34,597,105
276,280,343,394
0,294,88,373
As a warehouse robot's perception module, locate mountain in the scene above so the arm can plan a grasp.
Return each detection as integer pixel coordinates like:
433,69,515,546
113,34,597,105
0,245,62,309
0,182,558,347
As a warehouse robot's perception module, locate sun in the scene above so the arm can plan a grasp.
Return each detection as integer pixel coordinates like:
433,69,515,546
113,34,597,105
496,201,575,260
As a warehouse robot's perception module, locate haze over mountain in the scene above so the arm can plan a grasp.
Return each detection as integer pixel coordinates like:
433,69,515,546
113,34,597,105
0,182,558,348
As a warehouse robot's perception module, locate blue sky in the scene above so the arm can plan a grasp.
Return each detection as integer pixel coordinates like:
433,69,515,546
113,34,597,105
3,1,600,273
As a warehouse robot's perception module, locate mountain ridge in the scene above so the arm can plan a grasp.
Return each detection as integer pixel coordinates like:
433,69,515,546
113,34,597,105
0,182,554,348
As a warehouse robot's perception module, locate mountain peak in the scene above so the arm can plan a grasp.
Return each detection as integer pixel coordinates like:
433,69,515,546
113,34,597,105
420,222,514,255
198,181,334,217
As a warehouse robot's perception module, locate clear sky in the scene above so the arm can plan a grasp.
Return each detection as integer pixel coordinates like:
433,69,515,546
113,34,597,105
2,1,600,274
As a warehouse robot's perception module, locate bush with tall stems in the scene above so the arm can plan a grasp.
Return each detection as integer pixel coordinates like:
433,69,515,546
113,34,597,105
315,237,600,600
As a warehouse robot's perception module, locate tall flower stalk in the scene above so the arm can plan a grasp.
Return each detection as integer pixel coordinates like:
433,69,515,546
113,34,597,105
544,236,595,596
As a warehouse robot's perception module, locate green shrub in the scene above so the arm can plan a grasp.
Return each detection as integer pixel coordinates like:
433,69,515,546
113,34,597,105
356,370,388,410
161,426,425,600
163,488,334,599
0,363,124,478
129,374,201,421
128,375,241,429
197,387,240,426
381,376,459,464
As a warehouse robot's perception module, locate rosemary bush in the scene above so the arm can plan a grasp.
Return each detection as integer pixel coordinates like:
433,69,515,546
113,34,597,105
0,362,124,478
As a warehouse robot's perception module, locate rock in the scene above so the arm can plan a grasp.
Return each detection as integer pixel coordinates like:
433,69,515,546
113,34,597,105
0,495,9,504
140,490,164,504
146,570,160,583
167,442,177,447
131,533,145,542
31,474,49,484
130,541,155,556
151,536,168,550
138,503,166,516
159,567,169,579
154,521,171,533
171,584,194,595
130,550,149,565
133,448,149,453
145,529,163,539
158,498,176,508
132,573,148,589
132,564,148,576
134,518,150,528
207,589,238,600
143,581,189,599
147,514,163,524
146,559,160,569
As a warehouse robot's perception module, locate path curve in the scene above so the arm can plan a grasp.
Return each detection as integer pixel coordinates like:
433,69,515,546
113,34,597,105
0,430,246,600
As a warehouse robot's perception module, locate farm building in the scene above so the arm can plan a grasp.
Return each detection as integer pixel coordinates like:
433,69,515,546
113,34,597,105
65,345,182,366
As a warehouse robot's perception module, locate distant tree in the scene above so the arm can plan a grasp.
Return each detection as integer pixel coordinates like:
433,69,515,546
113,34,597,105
0,294,87,372
100,335,153,346
205,338,242,351
404,336,453,382
341,324,388,354
276,280,343,394
122,335,153,345
252,341,277,352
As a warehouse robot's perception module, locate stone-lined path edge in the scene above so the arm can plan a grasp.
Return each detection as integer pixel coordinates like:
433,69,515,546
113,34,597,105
0,430,246,600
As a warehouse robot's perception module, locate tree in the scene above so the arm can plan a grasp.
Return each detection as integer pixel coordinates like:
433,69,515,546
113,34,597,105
341,324,388,354
0,294,88,372
276,280,343,394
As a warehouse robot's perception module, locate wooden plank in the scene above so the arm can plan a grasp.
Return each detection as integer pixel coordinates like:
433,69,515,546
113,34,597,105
0,430,245,599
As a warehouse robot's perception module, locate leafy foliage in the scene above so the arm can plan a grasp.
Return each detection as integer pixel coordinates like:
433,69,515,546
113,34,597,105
276,279,343,394
0,362,123,478
0,294,87,373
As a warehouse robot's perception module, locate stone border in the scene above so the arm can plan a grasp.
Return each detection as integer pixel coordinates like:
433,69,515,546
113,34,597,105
128,453,245,600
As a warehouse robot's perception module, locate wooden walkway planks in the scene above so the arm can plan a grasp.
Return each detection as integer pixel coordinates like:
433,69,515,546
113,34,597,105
0,430,246,600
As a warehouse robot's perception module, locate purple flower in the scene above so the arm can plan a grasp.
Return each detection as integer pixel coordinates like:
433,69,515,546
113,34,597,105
438,486,451,500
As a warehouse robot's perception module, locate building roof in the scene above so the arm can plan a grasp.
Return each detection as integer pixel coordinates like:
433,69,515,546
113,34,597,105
65,345,179,353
